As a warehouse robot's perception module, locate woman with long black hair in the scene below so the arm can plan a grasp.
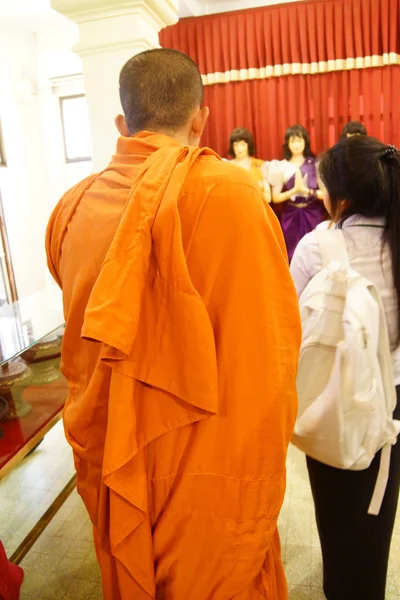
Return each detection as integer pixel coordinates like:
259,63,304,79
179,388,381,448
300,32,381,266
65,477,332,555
290,135,400,600
268,124,324,261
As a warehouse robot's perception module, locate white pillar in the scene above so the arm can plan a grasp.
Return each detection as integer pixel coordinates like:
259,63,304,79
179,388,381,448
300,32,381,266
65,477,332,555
51,0,179,170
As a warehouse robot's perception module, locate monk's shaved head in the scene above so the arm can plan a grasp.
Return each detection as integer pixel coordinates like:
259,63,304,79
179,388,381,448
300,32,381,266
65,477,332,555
119,49,204,135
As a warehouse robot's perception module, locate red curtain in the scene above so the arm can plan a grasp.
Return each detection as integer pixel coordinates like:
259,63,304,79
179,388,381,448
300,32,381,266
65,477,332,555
159,0,400,159
200,65,400,159
160,0,400,76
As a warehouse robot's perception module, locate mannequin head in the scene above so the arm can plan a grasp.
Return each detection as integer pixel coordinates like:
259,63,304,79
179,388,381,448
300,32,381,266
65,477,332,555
283,125,315,160
228,128,256,159
116,49,209,147
340,121,367,140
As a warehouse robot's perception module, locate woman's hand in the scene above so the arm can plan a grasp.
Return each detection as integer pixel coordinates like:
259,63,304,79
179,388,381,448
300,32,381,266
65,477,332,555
294,169,303,193
294,170,310,196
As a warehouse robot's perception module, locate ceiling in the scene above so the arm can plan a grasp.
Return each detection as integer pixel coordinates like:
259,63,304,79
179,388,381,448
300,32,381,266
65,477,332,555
179,0,304,17
0,0,72,33
0,0,305,33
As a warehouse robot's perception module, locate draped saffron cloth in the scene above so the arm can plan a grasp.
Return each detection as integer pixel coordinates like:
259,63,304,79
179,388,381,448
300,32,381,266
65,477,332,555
46,132,300,599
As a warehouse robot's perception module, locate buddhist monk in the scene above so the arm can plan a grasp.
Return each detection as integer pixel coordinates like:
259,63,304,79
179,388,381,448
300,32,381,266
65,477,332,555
46,49,300,599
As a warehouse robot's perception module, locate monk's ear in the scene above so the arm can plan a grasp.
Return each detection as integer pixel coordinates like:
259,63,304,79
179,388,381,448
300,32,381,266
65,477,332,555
115,114,130,137
189,106,209,146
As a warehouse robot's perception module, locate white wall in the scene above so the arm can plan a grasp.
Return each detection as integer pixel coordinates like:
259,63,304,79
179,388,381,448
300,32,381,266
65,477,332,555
37,28,81,82
0,28,91,300
0,32,50,299
37,28,92,190
37,75,92,207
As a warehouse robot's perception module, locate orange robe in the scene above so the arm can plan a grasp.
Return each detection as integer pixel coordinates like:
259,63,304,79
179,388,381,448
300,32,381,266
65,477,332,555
46,132,300,599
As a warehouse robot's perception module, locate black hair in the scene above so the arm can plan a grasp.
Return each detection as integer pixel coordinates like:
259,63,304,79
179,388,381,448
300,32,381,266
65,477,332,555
119,48,204,135
340,121,367,140
228,128,256,157
283,124,315,160
319,136,400,341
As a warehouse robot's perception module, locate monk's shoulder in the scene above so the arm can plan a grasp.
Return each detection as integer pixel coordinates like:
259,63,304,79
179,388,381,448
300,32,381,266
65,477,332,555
59,175,98,209
186,157,260,198
182,158,269,231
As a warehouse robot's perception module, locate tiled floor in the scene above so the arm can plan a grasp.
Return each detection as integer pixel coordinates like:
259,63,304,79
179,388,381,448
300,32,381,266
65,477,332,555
0,422,102,600
0,422,75,559
282,448,400,599
1,420,399,599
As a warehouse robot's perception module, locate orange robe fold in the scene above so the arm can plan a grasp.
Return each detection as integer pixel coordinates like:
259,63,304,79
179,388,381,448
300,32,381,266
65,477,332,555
46,132,300,599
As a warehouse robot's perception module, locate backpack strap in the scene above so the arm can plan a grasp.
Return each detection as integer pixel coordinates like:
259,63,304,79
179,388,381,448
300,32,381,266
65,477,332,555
315,229,350,269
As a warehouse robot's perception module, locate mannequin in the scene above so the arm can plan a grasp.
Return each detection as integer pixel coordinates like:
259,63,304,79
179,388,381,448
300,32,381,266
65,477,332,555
228,128,271,202
340,121,367,139
269,124,324,261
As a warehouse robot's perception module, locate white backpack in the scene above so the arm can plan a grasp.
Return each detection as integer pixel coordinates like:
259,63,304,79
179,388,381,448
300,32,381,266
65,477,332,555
292,229,400,515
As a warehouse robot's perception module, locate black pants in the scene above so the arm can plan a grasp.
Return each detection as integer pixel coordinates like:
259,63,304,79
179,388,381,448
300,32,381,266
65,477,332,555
307,386,400,600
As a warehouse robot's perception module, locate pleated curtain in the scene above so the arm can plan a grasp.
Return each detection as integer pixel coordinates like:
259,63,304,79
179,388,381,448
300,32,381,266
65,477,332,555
159,0,400,159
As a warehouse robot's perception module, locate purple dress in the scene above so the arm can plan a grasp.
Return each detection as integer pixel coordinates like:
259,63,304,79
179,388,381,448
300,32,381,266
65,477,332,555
279,158,324,262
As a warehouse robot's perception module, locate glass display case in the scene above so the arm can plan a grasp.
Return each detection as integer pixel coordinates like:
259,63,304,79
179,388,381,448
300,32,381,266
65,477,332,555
0,288,68,477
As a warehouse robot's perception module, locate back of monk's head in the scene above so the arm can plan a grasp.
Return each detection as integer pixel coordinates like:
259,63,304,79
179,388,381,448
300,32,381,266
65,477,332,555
119,49,204,135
